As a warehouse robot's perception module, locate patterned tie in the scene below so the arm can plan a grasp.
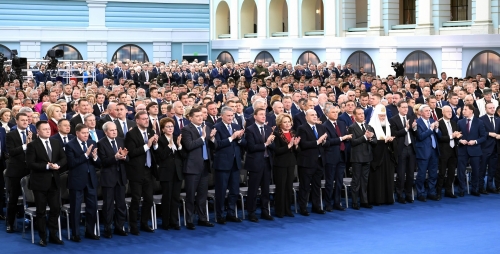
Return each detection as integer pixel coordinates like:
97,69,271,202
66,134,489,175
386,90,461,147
143,132,151,167
432,110,438,121
45,141,52,161
63,136,67,144
334,122,345,151
179,118,184,129
227,124,233,135
197,126,208,160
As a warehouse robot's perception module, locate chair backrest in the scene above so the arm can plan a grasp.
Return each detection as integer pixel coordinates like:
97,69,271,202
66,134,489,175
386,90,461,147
153,180,162,194
20,175,35,207
59,172,70,202
239,169,248,186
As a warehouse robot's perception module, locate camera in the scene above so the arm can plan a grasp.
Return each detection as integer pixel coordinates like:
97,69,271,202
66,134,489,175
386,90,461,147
391,62,405,78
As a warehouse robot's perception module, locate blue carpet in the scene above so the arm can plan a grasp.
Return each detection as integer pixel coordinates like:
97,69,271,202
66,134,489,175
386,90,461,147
1,194,499,254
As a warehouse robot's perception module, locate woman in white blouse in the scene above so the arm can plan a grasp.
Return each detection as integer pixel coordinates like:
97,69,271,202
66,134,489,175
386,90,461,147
0,108,12,133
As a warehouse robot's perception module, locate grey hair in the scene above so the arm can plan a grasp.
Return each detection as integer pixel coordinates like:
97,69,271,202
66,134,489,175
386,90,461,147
220,106,234,115
19,107,34,113
102,121,116,132
83,113,95,122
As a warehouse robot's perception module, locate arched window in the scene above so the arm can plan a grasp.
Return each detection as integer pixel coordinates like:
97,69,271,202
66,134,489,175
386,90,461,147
0,44,12,59
301,0,324,36
240,0,258,38
466,50,500,78
48,44,83,60
403,50,437,80
269,0,288,37
254,51,275,64
216,51,234,65
296,51,320,65
112,44,149,63
346,51,376,76
215,0,230,39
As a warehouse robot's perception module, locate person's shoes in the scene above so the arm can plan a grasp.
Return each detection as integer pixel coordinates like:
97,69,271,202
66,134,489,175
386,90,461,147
70,235,81,242
324,206,333,212
49,236,64,245
397,197,406,204
39,239,47,247
352,204,360,210
0,214,5,220
427,195,440,201
458,192,465,197
417,196,426,202
444,192,457,198
479,189,489,195
186,223,196,230
84,231,100,240
360,203,373,209
311,208,326,214
169,224,181,230
285,211,295,217
405,197,414,203
216,217,226,225
226,215,242,223
6,225,14,233
140,225,155,233
299,209,310,216
249,214,259,222
275,213,284,218
130,227,140,235
334,205,346,211
261,213,274,221
197,221,214,227
103,229,113,239
471,191,481,197
114,228,128,236
487,188,500,194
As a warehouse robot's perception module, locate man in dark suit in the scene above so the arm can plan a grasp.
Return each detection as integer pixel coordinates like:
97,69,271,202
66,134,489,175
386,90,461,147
389,101,417,204
125,111,158,235
323,107,351,212
172,101,190,136
84,114,105,142
92,93,107,117
348,108,377,210
479,102,499,194
70,98,91,135
116,65,131,85
97,122,129,238
338,100,355,127
34,65,51,86
212,107,246,224
296,109,329,215
26,121,66,247
437,106,461,199
181,107,216,229
415,105,442,202
114,103,137,138
457,104,487,196
245,108,275,222
5,113,30,233
293,99,313,132
139,67,154,90
65,124,101,242
428,96,443,121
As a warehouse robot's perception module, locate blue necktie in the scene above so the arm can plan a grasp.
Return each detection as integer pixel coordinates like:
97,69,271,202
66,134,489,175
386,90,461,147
82,141,89,172
143,132,151,167
312,126,318,139
427,120,436,148
227,124,233,135
123,122,128,136
90,130,97,141
197,126,208,160
21,131,26,144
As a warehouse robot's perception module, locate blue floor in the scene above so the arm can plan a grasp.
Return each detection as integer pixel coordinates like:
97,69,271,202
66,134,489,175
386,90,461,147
1,193,499,254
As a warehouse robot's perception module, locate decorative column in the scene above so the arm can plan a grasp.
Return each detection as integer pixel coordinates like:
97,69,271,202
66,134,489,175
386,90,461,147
153,42,172,63
87,42,107,62
238,47,251,62
367,0,385,36
441,47,463,78
287,0,299,38
229,0,239,39
324,0,337,37
379,47,398,77
415,0,435,35
472,0,494,34
87,0,107,28
20,41,41,59
325,48,341,65
383,0,399,34
279,47,293,64
256,0,267,38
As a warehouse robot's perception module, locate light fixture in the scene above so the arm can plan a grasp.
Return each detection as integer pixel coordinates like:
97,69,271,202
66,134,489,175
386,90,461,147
316,9,320,14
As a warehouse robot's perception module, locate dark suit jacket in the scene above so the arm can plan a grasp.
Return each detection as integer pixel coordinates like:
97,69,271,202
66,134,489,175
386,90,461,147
457,117,486,157
323,120,350,163
266,113,277,128
415,117,442,159
387,104,398,118
348,123,378,163
50,133,75,147
97,136,128,187
69,114,84,135
93,104,107,117
124,127,158,181
272,129,298,167
153,135,184,182
173,115,190,137
245,123,274,172
292,111,306,132
389,114,417,155
26,138,67,191
338,112,353,127
297,123,329,168
181,123,214,174
114,119,137,138
479,115,500,153
213,122,246,170
65,138,100,190
291,103,300,117
5,129,29,178
116,70,131,84
97,114,113,130
139,71,154,87
0,127,5,170
437,119,459,157
10,124,37,135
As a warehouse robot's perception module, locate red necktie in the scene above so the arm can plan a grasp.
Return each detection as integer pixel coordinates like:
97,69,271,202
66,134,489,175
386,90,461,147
179,118,184,129
350,115,355,123
334,122,345,151
432,110,438,121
